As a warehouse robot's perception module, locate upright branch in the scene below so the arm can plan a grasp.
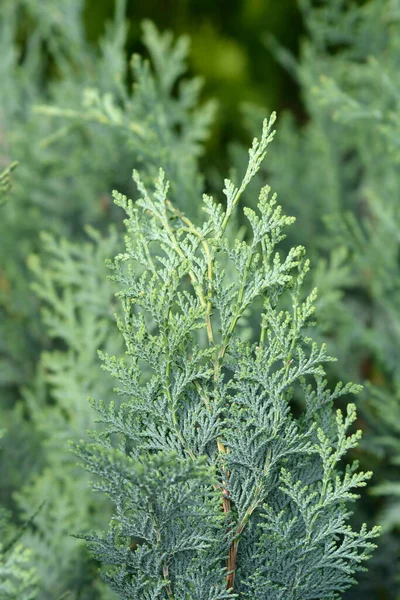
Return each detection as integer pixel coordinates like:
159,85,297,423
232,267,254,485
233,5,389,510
78,115,379,599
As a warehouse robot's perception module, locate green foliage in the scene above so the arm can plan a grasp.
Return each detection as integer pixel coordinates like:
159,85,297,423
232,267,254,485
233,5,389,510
0,0,214,403
35,18,216,215
2,0,397,596
0,534,37,600
14,229,120,599
0,433,37,600
304,0,400,534
0,163,18,206
77,117,378,598
0,4,215,597
268,0,400,382
253,0,400,595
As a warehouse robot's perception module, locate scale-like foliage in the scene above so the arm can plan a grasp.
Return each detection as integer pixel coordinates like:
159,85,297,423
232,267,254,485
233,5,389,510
1,8,215,596
253,0,400,594
77,116,378,598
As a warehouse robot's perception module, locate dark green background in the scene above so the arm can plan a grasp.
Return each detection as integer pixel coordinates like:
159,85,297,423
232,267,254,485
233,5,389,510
84,0,303,152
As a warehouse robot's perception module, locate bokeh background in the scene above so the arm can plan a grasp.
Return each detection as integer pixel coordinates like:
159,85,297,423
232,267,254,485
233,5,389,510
82,0,304,178
85,1,302,112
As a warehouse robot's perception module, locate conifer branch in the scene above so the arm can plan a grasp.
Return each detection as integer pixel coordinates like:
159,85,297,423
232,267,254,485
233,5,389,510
78,115,378,599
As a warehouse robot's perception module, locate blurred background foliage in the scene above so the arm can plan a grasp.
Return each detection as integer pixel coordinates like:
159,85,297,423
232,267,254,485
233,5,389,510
2,0,400,599
85,0,302,115
82,0,304,180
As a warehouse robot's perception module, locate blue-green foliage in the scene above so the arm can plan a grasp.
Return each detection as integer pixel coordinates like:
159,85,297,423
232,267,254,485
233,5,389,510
35,17,216,216
1,1,393,596
0,5,215,597
270,0,400,530
77,117,378,598
14,229,120,599
0,0,214,404
299,2,400,521
249,0,400,594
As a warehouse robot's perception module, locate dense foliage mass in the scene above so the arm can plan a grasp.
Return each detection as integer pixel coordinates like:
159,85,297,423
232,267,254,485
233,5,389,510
76,117,378,598
1,2,214,596
1,0,399,598
263,1,400,594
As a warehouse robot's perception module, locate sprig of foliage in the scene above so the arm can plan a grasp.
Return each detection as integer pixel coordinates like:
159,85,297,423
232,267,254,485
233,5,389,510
77,115,378,598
